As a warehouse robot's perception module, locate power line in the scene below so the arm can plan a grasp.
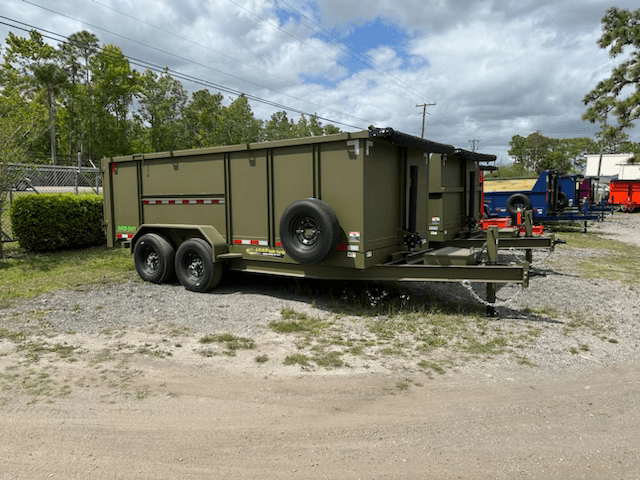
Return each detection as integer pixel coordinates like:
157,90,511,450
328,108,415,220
223,0,421,106
17,1,373,128
0,16,366,130
87,0,359,113
262,0,479,140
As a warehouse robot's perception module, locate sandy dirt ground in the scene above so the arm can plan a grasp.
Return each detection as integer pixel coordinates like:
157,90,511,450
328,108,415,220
2,350,640,479
2,214,640,479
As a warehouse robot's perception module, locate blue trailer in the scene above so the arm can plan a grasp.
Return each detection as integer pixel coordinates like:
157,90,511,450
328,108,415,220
483,170,603,228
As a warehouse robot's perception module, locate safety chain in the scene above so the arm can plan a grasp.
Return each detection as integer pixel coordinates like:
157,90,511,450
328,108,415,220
461,280,523,308
507,247,553,266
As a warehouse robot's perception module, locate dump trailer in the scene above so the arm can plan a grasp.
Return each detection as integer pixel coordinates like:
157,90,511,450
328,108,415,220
609,180,640,212
102,129,529,305
483,170,602,228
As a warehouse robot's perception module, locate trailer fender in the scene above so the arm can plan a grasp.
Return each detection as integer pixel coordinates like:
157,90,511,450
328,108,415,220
132,224,228,260
506,193,531,214
279,199,341,264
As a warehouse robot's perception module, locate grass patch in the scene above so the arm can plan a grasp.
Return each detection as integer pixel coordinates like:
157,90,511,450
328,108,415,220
269,309,331,335
199,333,256,356
555,231,640,285
283,353,311,367
0,244,134,308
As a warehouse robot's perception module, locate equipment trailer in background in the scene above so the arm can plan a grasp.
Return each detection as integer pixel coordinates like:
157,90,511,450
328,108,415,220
483,170,605,231
102,128,557,311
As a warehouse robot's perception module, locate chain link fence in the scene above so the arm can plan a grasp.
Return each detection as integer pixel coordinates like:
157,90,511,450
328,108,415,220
1,163,102,242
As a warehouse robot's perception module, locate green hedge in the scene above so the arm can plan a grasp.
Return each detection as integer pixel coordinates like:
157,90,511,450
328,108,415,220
10,194,106,252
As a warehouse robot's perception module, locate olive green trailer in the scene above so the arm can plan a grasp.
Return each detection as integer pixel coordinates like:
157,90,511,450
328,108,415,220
102,129,528,297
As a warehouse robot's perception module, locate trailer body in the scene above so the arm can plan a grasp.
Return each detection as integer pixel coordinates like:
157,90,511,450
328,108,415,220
609,180,640,212
102,129,529,295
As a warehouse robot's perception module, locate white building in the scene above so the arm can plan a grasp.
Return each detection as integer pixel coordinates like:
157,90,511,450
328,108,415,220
585,153,638,180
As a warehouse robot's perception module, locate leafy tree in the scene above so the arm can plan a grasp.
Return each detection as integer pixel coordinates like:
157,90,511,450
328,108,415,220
583,7,640,145
508,132,599,174
179,89,225,149
264,111,295,141
136,68,187,152
58,31,100,159
86,44,138,160
0,90,46,256
220,95,263,145
2,30,66,164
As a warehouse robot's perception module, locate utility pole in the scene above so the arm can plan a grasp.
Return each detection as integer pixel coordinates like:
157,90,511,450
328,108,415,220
416,102,436,138
469,139,480,152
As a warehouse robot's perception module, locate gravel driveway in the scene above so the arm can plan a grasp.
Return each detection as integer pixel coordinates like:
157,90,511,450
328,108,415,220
2,212,639,376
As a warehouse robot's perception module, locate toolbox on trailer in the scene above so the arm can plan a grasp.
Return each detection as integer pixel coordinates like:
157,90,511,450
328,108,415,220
102,128,531,299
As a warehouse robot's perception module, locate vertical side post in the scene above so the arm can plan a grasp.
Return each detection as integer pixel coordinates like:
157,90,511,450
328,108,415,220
75,152,81,195
486,226,498,317
524,210,533,263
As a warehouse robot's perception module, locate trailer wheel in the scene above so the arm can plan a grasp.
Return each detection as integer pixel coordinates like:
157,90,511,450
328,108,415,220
506,193,531,214
280,199,341,264
175,238,222,292
558,192,569,209
133,233,175,284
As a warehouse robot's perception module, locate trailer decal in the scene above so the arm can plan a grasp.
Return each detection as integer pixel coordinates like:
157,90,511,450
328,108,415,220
142,198,225,205
246,248,285,258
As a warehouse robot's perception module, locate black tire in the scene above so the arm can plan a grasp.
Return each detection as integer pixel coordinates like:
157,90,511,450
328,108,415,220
506,193,531,214
557,192,569,209
175,238,222,292
279,198,341,264
133,233,175,284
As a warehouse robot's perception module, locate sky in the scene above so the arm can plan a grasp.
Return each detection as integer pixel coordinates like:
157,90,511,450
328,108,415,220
1,0,639,164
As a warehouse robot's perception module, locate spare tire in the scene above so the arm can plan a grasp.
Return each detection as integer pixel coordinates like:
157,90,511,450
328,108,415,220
506,193,531,214
279,198,341,264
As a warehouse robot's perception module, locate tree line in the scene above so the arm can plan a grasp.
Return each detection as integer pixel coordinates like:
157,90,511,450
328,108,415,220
0,29,341,166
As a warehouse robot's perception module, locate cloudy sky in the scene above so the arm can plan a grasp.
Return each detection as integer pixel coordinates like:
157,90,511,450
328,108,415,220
1,0,639,163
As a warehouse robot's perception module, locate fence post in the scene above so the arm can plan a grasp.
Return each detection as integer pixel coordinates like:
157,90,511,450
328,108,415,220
75,152,81,195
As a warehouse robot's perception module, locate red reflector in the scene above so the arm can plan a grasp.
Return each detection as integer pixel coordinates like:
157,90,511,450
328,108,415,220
182,200,189,204
143,200,149,205
233,239,242,244
276,242,283,247
168,200,175,204
336,244,348,251
250,240,259,245
196,199,204,204
155,200,162,204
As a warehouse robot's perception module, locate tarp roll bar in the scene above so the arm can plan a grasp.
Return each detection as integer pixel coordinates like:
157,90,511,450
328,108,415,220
369,127,496,163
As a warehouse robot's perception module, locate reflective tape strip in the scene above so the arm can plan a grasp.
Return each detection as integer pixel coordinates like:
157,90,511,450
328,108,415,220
336,244,359,252
233,239,268,246
116,233,134,239
142,198,225,205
